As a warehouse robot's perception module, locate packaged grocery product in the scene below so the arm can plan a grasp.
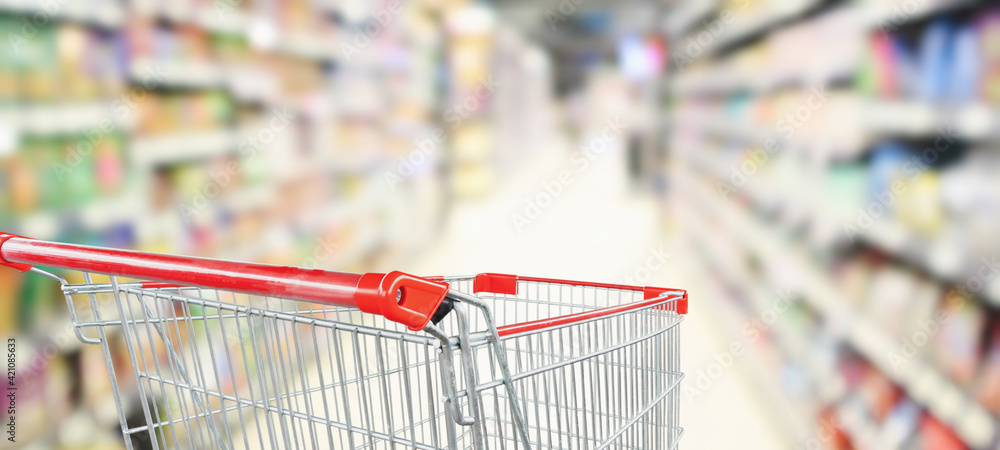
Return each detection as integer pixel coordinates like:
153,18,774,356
975,324,1000,413
978,10,1000,102
932,290,985,387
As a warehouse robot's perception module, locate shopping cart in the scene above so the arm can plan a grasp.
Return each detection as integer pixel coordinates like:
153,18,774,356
0,233,687,450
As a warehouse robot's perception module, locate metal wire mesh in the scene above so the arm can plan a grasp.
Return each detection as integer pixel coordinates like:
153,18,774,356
452,279,684,450
61,274,683,450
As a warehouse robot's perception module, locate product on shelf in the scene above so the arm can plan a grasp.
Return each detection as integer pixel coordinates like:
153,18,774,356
866,263,930,339
836,251,879,308
20,23,59,101
949,22,981,103
934,148,1000,269
917,19,955,103
915,412,966,450
137,91,234,135
882,398,921,448
0,16,20,100
0,157,11,223
860,33,901,98
0,268,18,334
862,9,1000,104
975,323,1000,413
858,364,903,422
896,171,944,237
868,141,911,198
95,133,127,194
932,289,985,388
978,10,1000,102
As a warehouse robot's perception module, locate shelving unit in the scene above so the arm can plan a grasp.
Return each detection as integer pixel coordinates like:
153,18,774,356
676,169,997,447
665,0,1000,446
0,1,449,447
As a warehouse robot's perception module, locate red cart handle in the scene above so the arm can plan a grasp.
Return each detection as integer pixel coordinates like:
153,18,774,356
0,233,449,332
472,273,688,315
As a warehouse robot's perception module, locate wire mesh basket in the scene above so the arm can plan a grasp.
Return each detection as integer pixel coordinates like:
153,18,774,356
0,233,687,449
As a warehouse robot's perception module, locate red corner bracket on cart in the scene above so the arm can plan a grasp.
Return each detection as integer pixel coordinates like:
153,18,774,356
473,273,688,315
356,271,451,332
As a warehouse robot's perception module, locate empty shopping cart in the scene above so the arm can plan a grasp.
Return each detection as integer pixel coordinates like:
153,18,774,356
0,233,687,449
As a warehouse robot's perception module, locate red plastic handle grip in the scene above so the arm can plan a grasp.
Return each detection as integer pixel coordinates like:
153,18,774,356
0,233,449,331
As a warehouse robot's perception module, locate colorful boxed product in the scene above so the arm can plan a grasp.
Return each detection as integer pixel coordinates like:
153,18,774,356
932,290,985,387
975,324,1000,413
916,20,954,102
978,10,1000,102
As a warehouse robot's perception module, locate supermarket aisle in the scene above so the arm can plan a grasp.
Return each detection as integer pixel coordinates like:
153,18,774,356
405,133,787,449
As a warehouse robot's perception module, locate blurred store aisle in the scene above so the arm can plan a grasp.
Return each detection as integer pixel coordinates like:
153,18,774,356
405,130,787,449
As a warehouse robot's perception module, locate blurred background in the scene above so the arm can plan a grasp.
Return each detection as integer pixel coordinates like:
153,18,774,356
1,0,1000,448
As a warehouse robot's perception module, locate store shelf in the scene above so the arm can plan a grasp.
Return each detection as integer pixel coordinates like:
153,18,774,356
669,63,855,96
131,3,338,62
670,113,773,143
0,0,124,28
688,243,815,445
8,195,145,240
687,0,824,59
683,144,1000,308
665,0,721,37
687,204,847,406
130,58,227,89
276,32,339,62
78,195,145,231
677,168,997,448
861,219,1000,307
675,100,997,160
863,101,1000,141
192,6,247,34
131,130,236,166
0,102,135,136
836,401,893,450
863,0,981,30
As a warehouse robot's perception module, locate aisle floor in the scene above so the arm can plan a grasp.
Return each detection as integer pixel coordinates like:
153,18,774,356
404,137,789,449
